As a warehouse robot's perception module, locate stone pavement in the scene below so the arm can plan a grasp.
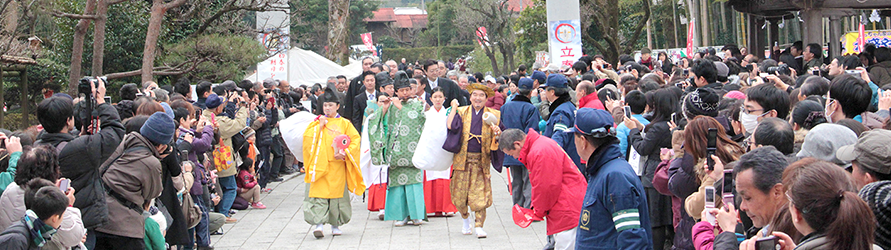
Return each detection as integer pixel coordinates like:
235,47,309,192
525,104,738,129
210,170,549,250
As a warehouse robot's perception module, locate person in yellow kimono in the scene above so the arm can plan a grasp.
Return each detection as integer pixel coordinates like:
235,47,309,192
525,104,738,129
302,91,365,239
446,83,505,239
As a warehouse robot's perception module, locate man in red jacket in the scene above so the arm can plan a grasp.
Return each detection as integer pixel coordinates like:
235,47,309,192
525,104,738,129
500,128,587,250
576,80,605,110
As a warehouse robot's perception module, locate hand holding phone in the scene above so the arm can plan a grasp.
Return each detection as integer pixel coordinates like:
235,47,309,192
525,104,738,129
59,178,70,193
623,106,632,119
704,186,717,225
706,128,718,171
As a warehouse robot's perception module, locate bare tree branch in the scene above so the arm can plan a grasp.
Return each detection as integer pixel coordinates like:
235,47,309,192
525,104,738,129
50,11,96,19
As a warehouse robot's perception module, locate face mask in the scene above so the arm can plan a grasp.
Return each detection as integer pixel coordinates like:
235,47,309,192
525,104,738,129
740,110,759,134
825,100,836,123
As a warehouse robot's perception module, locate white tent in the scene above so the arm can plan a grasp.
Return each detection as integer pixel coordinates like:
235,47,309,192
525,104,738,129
246,47,359,87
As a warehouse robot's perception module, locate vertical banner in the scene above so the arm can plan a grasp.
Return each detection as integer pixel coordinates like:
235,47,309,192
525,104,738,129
255,0,290,82
257,27,290,81
686,18,695,58
476,27,490,47
361,32,377,56
858,18,866,53
548,20,582,66
546,0,581,67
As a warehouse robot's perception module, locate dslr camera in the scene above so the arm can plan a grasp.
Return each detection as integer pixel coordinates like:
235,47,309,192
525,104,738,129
765,64,791,76
78,76,107,135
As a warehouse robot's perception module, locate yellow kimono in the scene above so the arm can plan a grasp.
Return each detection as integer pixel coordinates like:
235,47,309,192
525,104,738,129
302,116,365,198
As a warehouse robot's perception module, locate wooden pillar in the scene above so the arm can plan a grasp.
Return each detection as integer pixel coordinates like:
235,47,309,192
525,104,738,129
802,8,823,49
829,15,842,58
20,68,28,128
747,15,766,59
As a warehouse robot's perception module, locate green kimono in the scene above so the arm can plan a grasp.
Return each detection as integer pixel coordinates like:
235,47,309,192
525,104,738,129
368,98,427,221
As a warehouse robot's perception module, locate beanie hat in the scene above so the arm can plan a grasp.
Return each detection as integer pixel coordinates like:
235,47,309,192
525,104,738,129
724,90,746,100
205,94,224,109
140,112,176,145
859,180,891,248
684,88,720,117
160,102,174,118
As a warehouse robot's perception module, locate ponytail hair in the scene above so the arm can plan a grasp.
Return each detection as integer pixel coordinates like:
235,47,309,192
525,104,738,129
783,158,875,250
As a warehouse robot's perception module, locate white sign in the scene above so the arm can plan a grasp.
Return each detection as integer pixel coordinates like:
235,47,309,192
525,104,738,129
258,52,288,81
548,19,582,67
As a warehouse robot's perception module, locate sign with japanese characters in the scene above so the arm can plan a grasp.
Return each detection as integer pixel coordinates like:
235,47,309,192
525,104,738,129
257,51,288,81
535,51,549,68
841,29,891,55
548,19,582,67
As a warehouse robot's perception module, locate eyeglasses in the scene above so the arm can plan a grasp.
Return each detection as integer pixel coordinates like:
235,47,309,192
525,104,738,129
742,134,755,150
741,104,764,115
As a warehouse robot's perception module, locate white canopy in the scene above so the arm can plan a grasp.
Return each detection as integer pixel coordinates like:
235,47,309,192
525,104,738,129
246,47,360,87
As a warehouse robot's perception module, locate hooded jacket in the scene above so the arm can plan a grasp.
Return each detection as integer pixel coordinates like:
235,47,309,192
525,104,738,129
35,102,125,229
516,130,586,235
576,143,653,250
95,132,164,239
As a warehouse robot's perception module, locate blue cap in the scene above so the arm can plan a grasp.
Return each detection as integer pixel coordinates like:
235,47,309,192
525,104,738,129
205,94,224,109
543,74,568,88
518,78,534,90
567,108,616,138
531,70,546,84
140,112,176,145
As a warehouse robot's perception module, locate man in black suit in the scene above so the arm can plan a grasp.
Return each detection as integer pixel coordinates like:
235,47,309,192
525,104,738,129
351,71,382,132
422,59,467,107
343,57,376,121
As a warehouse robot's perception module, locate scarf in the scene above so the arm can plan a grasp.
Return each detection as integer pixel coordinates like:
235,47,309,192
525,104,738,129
23,210,56,248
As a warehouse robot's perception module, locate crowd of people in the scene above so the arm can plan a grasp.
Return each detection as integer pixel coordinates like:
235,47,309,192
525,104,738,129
0,41,890,250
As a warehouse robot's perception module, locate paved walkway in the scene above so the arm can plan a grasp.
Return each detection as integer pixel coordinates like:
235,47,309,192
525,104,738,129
210,170,549,250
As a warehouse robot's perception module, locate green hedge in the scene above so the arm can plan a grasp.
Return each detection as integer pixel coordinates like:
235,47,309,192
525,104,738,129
381,45,475,63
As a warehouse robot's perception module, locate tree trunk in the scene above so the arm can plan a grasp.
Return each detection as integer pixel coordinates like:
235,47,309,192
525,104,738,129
327,0,350,66
91,0,109,76
482,44,500,75
141,0,187,83
67,0,97,96
699,0,709,46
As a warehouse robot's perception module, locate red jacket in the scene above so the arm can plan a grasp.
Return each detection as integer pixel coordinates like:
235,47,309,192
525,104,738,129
579,92,605,110
486,92,505,110
517,129,587,235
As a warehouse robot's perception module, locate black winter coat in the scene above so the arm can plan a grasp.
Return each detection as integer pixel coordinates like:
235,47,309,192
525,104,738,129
35,103,125,230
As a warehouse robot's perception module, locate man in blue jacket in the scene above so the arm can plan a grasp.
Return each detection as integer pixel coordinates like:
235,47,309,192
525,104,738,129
569,108,653,250
541,74,584,178
499,77,541,209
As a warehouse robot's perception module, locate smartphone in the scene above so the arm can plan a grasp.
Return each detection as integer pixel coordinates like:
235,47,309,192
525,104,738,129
683,69,689,76
671,113,678,125
811,69,820,76
104,96,112,103
623,106,632,119
706,128,718,171
755,236,779,250
705,186,716,225
59,178,70,193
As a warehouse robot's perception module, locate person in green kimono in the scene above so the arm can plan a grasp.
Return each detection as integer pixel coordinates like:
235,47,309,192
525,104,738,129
368,71,427,227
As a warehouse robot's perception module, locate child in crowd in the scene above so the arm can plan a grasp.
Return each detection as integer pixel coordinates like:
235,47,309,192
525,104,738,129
144,201,166,250
237,158,266,209
0,184,69,249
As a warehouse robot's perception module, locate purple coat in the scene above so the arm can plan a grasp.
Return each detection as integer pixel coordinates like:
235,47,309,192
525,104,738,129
183,125,214,195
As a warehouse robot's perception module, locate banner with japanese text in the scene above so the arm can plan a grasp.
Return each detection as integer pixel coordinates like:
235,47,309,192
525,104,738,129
841,29,891,55
361,32,377,56
548,19,582,67
257,27,289,81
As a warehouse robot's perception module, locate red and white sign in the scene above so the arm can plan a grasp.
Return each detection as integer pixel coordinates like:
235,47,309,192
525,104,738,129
686,18,695,58
361,32,377,56
258,52,288,80
476,27,490,47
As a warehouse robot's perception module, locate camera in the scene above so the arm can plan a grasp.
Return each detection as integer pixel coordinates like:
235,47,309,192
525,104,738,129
78,76,106,135
765,64,791,76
